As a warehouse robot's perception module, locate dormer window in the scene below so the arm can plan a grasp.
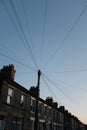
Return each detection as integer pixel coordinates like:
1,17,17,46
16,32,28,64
7,88,13,104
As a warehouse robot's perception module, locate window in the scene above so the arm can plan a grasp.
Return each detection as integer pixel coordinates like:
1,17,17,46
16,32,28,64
49,108,51,117
0,116,5,130
39,122,45,130
30,99,35,112
12,117,23,130
20,95,25,108
53,110,57,121
7,88,13,104
44,105,47,115
38,102,42,114
30,120,34,130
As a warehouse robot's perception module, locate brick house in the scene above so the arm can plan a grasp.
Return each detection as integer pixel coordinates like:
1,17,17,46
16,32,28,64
0,65,31,130
0,65,86,130
0,65,64,130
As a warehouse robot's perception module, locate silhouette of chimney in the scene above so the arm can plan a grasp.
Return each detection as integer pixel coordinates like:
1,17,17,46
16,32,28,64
0,64,16,80
52,102,58,109
29,86,39,97
46,97,53,106
59,106,65,113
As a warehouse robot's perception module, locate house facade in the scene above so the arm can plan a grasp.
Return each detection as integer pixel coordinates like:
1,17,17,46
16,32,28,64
0,65,86,130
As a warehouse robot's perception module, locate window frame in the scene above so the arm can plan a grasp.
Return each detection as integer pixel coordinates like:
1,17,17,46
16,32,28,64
20,94,25,109
7,87,13,104
0,116,5,130
30,98,35,113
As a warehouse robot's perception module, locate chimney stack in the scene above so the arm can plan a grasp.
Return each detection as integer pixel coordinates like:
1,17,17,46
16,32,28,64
0,64,16,80
29,86,39,97
52,102,58,109
46,97,53,106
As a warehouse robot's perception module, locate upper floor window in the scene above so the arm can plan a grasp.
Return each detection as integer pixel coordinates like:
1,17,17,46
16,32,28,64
38,102,42,114
7,88,13,104
30,99,35,113
58,112,64,123
53,110,57,120
49,107,51,117
20,94,25,108
43,105,47,115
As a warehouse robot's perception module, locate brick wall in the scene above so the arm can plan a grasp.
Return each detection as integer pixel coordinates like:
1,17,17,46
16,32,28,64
0,80,31,130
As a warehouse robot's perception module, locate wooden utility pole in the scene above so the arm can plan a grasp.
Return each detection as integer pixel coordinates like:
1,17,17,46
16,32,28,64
34,70,41,130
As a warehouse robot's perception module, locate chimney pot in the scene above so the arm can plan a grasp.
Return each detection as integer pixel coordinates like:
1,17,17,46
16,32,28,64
0,64,16,80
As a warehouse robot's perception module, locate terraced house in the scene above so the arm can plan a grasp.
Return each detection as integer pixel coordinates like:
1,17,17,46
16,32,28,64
0,65,86,130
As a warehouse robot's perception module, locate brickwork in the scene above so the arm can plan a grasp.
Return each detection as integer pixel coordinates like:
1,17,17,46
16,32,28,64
0,80,31,130
0,65,86,130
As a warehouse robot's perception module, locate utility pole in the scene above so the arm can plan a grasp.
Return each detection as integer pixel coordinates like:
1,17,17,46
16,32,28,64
34,70,41,130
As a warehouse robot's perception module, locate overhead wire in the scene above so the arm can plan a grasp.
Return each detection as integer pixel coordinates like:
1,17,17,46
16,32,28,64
0,0,38,69
42,72,85,114
21,0,36,58
0,0,26,47
0,44,36,71
0,52,36,71
0,44,25,62
9,0,38,69
0,0,37,70
44,5,87,67
42,72,71,98
43,70,87,92
42,75,62,106
17,71,35,76
39,0,47,67
43,68,87,74
0,0,85,111
42,68,87,91
56,78,87,92
42,72,82,106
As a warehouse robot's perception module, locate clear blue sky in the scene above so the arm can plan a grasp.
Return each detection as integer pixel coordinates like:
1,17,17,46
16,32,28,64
0,0,87,124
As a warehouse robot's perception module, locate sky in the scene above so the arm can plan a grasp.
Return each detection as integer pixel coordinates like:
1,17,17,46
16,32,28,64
0,0,87,124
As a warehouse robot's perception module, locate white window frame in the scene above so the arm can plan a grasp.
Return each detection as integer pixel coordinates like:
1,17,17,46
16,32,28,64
30,98,35,113
30,117,35,130
20,94,25,108
7,88,13,104
44,104,47,116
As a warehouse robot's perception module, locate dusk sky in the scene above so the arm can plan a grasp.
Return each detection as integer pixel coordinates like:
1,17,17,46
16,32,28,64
0,0,87,124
